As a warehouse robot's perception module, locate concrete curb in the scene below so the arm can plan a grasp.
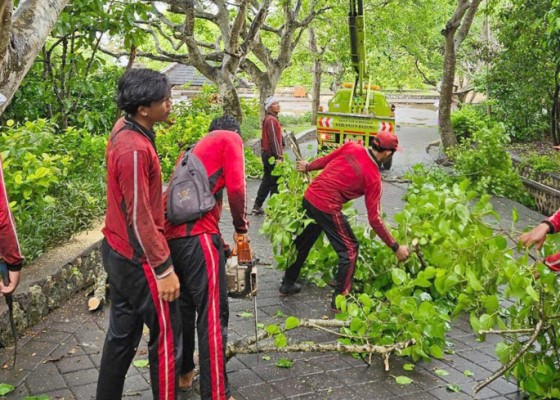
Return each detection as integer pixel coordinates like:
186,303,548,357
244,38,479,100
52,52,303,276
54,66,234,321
0,226,104,346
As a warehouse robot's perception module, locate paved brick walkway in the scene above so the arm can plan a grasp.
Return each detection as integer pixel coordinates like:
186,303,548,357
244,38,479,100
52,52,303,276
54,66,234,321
0,124,541,399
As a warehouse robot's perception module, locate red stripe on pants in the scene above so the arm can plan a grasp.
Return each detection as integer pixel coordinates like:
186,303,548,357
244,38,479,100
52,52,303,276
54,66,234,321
200,234,227,399
333,213,358,294
143,262,176,400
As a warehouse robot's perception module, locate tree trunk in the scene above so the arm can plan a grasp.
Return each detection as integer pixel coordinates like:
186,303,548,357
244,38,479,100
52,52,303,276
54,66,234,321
440,28,461,149
438,0,482,150
0,0,71,116
309,27,322,125
257,78,275,121
311,60,322,125
219,78,243,123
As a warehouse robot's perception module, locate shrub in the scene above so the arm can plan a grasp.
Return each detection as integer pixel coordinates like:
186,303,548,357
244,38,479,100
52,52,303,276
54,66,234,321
451,104,490,142
2,65,121,136
0,119,106,260
448,123,532,204
156,106,214,180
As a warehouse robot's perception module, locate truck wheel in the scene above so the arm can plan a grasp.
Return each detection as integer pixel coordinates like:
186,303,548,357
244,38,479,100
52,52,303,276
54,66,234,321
381,155,393,170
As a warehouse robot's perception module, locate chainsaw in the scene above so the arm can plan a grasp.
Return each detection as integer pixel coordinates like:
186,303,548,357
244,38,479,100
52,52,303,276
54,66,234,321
226,237,258,298
226,236,260,351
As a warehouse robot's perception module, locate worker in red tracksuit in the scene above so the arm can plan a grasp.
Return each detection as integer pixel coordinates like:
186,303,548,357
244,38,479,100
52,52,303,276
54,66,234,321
279,132,410,307
0,156,24,295
165,115,249,400
97,68,181,400
519,208,560,271
252,96,283,215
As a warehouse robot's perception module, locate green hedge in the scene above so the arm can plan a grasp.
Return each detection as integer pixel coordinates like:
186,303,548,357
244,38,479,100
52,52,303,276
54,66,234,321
1,88,264,263
0,119,107,260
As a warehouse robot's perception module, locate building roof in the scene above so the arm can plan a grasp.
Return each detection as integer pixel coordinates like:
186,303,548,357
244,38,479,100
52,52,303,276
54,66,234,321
161,63,211,87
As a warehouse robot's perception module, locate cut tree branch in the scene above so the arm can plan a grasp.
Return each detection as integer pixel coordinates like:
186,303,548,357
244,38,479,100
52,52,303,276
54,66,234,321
474,291,546,393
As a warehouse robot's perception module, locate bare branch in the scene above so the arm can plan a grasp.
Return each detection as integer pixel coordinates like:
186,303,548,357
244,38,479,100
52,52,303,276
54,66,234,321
456,0,483,49
415,58,437,87
474,317,543,393
229,0,249,52
181,0,217,80
240,0,272,55
261,24,282,35
441,0,470,36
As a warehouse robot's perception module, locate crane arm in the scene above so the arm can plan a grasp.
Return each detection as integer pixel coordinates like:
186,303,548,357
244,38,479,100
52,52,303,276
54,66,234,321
349,0,366,97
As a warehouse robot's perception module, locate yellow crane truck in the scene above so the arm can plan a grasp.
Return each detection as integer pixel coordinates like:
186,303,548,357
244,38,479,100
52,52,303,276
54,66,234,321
317,0,396,169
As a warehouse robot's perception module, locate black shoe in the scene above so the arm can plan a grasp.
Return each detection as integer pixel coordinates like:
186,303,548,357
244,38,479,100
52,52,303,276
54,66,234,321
279,281,302,295
252,206,264,215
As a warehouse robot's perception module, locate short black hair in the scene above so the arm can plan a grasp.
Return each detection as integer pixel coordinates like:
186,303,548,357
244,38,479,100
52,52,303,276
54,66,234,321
208,114,241,135
117,68,171,115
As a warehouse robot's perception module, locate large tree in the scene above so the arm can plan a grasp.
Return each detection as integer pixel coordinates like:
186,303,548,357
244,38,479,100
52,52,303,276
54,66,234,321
439,0,483,149
239,0,329,116
104,0,272,122
0,0,70,116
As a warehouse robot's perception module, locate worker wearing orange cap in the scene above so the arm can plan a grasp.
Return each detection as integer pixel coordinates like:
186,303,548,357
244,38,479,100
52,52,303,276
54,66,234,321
279,132,410,308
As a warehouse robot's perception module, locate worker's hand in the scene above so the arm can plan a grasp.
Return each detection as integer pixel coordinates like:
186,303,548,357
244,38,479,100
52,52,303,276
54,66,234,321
156,269,180,302
395,245,410,262
233,232,250,244
519,223,550,251
0,270,20,296
296,160,309,172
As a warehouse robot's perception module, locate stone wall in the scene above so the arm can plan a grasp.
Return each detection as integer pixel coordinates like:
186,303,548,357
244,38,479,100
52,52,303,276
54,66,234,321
512,155,560,216
0,225,104,347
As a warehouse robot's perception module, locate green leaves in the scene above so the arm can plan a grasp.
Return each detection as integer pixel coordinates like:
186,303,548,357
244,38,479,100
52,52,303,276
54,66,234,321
284,317,300,331
275,358,293,368
391,268,408,286
446,383,461,392
395,376,413,385
0,384,15,396
133,359,149,368
274,333,287,348
261,148,560,400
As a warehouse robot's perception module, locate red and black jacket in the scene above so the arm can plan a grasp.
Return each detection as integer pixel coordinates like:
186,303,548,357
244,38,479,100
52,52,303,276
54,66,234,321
260,113,283,159
102,117,172,275
0,156,24,271
164,130,249,239
304,142,397,248
545,208,560,234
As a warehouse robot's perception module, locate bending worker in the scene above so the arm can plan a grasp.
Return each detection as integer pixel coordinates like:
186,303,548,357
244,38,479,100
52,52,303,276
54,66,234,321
279,132,410,308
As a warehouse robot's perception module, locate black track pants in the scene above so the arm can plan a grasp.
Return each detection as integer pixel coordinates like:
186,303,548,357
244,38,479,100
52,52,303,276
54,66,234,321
96,239,181,400
254,153,279,208
284,199,360,294
169,233,230,400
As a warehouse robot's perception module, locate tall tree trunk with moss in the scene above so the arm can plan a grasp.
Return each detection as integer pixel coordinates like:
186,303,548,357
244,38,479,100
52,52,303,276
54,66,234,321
439,0,483,150
0,0,70,116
